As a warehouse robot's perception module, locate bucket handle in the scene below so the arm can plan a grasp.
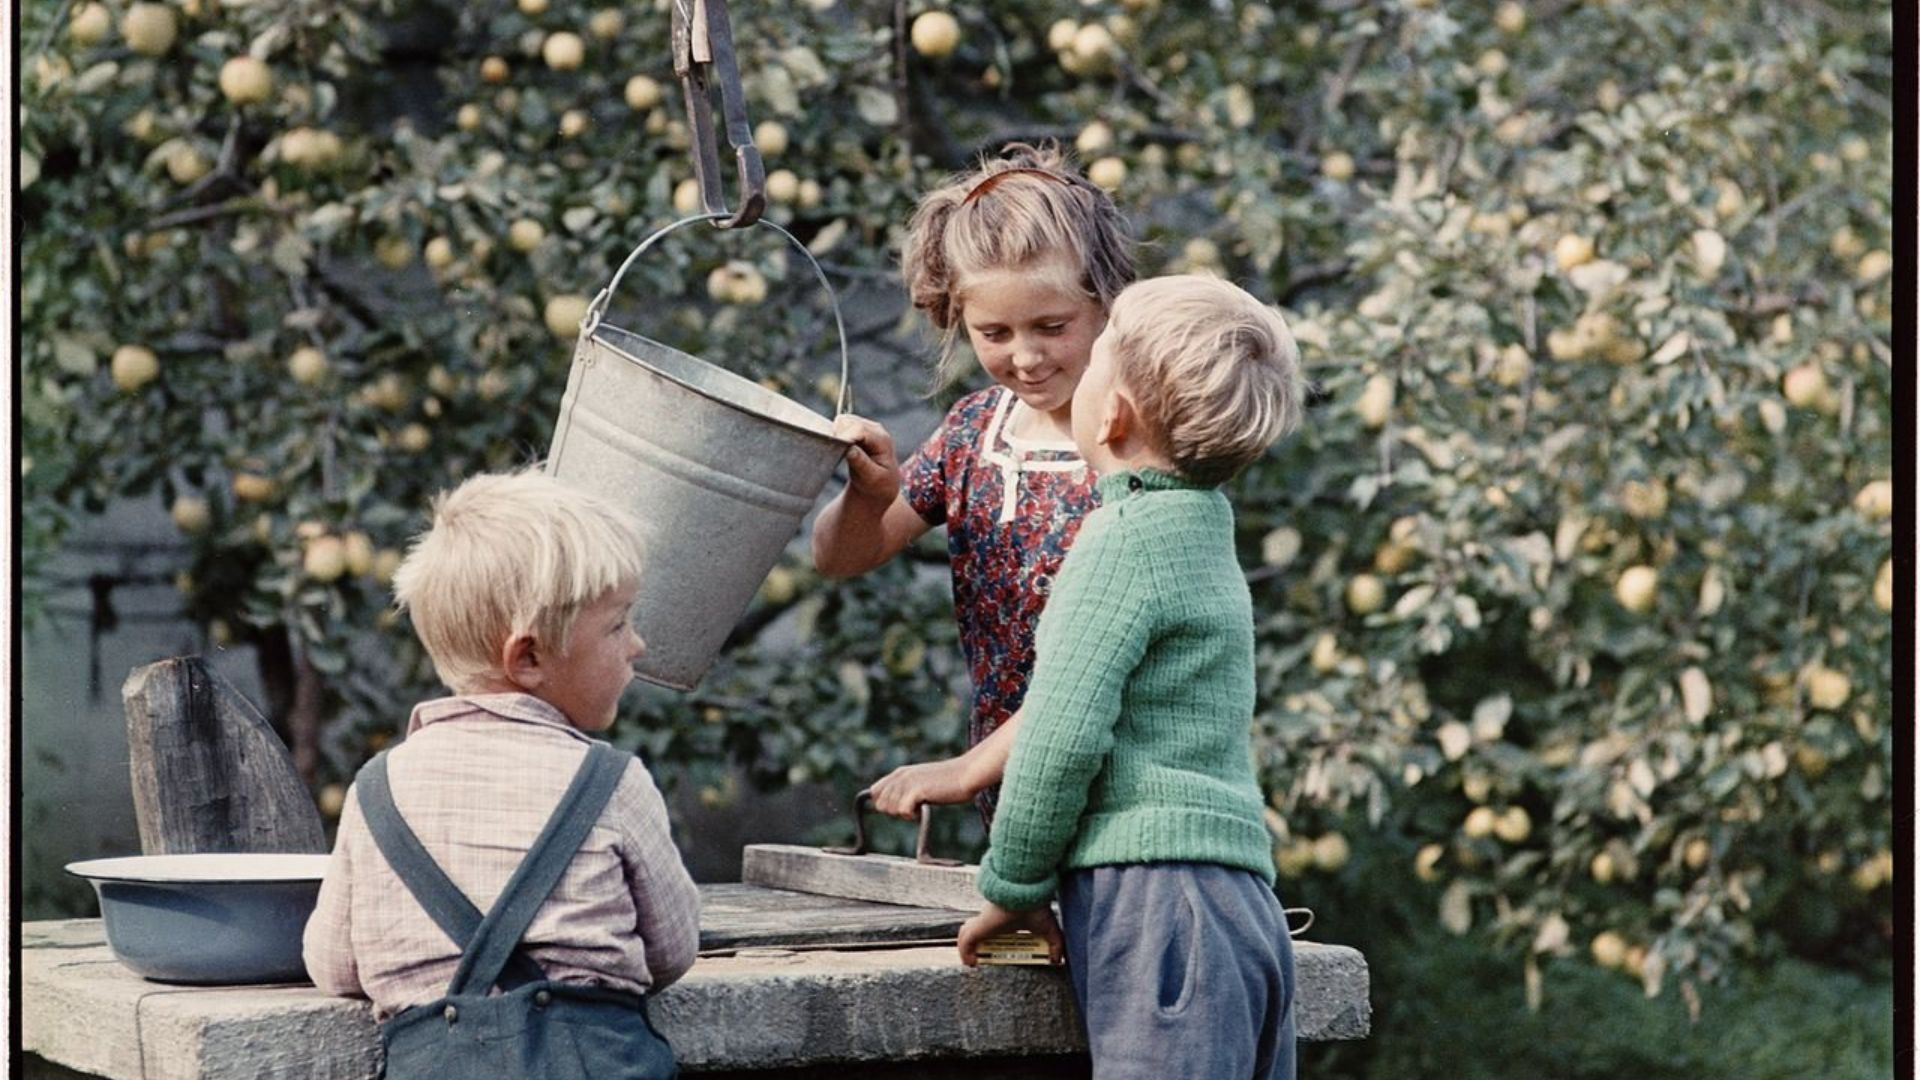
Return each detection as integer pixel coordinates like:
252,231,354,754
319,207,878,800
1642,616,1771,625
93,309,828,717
581,212,853,418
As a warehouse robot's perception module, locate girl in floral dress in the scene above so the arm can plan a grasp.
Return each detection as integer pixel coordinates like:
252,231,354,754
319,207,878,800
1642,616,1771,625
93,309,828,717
811,142,1136,823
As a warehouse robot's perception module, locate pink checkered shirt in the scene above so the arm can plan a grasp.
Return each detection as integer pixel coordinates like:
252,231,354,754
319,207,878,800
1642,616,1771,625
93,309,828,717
302,693,701,1018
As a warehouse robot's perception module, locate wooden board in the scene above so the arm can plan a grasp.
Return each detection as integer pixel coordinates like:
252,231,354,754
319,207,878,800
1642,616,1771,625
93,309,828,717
123,657,327,856
739,844,983,913
696,883,964,950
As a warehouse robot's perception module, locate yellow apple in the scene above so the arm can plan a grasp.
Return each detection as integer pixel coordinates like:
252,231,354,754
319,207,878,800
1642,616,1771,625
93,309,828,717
397,423,432,453
1857,249,1892,283
673,177,704,214
760,566,798,605
1345,573,1386,615
219,56,274,105
1689,228,1727,278
1463,806,1497,839
1682,837,1710,870
765,168,800,204
1372,541,1416,575
70,2,112,45
1088,156,1127,190
111,344,160,391
1614,565,1658,613
1312,833,1350,872
1308,632,1341,674
374,236,412,270
798,178,824,209
1046,18,1080,52
518,0,548,13
625,74,663,111
287,346,329,385
1495,1,1526,32
1492,344,1531,387
1071,23,1116,71
1803,665,1850,710
424,236,455,270
1320,151,1356,181
171,496,211,534
754,120,789,156
1414,844,1445,882
1590,851,1616,884
233,473,277,501
508,218,546,252
1494,806,1531,843
316,783,347,818
1781,363,1830,410
1590,931,1626,969
1874,559,1893,613
481,56,510,83
122,3,177,55
910,11,961,58
543,32,586,70
544,294,591,339
559,109,589,138
1853,479,1892,521
590,8,624,38
162,141,211,185
1356,374,1395,429
1554,233,1596,272
1076,121,1114,155
372,548,404,585
304,536,348,582
707,261,768,305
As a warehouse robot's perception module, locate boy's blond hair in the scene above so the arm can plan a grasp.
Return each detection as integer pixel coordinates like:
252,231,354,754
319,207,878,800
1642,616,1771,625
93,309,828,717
901,141,1135,387
1105,275,1305,486
391,468,644,693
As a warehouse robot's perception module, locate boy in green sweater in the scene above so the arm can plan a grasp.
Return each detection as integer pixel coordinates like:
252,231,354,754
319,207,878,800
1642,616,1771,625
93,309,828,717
957,274,1306,1079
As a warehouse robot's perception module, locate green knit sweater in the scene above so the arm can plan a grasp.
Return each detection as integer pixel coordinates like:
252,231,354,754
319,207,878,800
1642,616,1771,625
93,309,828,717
977,468,1277,911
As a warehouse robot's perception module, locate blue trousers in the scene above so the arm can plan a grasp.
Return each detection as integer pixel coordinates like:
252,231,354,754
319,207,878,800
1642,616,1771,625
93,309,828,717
1058,863,1296,1080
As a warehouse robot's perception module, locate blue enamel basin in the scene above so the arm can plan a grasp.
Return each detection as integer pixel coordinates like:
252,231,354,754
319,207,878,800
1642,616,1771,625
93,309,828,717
66,853,330,985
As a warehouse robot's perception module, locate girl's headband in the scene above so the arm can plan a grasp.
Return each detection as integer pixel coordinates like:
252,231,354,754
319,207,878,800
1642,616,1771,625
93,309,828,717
961,166,1078,205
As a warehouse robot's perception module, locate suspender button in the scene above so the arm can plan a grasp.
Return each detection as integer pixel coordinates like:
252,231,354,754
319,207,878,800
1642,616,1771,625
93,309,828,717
534,990,552,1008
444,1005,459,1024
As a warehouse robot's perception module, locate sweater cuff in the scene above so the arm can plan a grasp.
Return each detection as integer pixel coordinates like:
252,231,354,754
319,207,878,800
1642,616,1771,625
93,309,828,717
975,859,1058,911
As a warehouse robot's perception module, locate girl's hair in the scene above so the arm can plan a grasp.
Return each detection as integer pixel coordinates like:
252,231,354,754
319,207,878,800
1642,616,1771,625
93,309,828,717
392,467,644,693
1105,274,1306,487
901,142,1136,385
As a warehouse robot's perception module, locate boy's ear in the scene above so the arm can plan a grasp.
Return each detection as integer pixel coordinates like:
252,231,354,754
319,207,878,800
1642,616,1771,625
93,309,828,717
1099,388,1139,448
499,632,545,691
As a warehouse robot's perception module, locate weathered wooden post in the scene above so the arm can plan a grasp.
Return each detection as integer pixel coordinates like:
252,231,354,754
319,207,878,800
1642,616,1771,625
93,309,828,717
123,656,327,855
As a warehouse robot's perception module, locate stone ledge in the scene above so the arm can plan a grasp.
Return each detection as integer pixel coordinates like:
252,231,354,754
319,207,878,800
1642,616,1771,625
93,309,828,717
24,920,1369,1077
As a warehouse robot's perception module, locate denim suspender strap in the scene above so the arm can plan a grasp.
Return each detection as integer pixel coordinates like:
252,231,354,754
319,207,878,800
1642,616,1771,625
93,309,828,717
445,742,629,998
355,752,549,990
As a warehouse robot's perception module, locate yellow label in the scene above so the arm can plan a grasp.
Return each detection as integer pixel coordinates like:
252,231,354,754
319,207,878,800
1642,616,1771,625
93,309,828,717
974,933,1056,966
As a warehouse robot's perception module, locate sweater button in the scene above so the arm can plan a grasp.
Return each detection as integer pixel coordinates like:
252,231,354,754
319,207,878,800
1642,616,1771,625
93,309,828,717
444,1005,459,1024
534,990,552,1008
1127,475,1143,492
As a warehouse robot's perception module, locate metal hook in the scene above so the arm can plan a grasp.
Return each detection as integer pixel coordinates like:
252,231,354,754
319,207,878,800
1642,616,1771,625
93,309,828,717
823,790,962,867
671,0,765,230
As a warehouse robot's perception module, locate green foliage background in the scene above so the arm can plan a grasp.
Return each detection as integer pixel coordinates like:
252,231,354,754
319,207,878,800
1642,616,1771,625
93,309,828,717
21,0,1892,1014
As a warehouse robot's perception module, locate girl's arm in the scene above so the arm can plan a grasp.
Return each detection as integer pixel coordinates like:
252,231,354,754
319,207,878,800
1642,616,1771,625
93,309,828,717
870,709,1024,818
811,415,932,576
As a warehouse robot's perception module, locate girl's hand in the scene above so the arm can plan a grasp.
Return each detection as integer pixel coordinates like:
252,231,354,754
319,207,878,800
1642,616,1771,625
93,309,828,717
870,758,978,819
957,902,1065,968
833,414,901,504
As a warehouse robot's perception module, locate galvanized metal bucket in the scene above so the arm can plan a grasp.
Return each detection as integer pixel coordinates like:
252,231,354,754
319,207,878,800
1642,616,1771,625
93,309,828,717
547,213,852,690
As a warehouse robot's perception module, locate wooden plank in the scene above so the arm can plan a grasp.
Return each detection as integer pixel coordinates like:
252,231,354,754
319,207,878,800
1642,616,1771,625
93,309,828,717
740,844,983,912
123,657,327,856
696,883,963,950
